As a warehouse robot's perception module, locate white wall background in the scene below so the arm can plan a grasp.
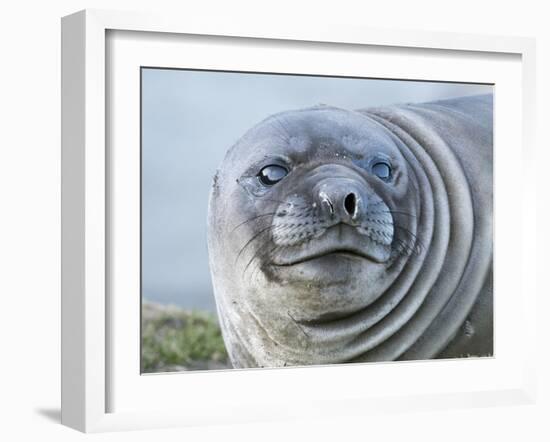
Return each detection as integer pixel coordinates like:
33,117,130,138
0,1,547,441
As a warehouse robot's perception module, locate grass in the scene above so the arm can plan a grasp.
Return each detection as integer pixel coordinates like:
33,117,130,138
141,302,231,373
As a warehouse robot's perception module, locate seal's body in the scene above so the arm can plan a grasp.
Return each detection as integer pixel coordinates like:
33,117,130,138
207,94,493,368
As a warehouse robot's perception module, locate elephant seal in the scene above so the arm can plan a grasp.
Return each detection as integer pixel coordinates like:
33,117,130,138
207,94,493,368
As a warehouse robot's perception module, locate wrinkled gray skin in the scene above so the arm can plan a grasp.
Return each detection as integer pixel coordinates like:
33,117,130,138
207,94,493,368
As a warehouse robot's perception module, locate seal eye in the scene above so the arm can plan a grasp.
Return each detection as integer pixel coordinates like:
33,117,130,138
258,165,288,186
372,161,392,181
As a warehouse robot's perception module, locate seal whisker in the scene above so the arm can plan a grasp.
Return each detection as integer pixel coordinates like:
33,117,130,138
247,245,281,281
231,212,277,233
241,221,313,275
273,116,292,140
373,210,417,218
235,225,274,264
287,311,310,342
392,238,416,257
271,131,290,145
393,224,424,251
391,226,424,258
242,245,266,276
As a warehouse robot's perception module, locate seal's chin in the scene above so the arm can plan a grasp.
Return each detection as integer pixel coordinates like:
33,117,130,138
271,224,391,267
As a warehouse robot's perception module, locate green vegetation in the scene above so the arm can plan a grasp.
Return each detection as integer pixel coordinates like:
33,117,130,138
141,302,231,373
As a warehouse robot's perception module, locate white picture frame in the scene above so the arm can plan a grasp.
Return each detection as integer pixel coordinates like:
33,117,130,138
61,9,537,433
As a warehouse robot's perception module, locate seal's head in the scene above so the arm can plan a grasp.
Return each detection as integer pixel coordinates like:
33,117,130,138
208,106,421,367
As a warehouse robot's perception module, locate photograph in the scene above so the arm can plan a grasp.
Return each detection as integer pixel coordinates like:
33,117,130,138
140,68,494,373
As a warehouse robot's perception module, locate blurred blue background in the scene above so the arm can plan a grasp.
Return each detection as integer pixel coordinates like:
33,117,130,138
141,68,492,312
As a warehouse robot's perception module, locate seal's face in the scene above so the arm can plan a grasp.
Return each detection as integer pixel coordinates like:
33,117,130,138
211,107,419,328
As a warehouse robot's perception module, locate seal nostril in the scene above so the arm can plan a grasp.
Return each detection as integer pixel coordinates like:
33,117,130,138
344,193,356,216
326,199,334,216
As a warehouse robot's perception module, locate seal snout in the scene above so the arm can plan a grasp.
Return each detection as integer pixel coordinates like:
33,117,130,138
316,178,365,227
268,171,394,266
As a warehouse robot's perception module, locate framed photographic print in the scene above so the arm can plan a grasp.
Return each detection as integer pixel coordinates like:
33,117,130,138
61,9,537,432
